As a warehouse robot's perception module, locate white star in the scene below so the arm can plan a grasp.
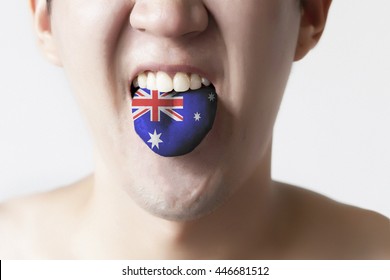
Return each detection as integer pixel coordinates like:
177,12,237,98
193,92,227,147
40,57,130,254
208,93,216,102
147,129,163,149
194,112,201,121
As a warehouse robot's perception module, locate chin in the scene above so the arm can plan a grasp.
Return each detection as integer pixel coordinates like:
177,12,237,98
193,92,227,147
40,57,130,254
140,190,228,222
125,165,232,221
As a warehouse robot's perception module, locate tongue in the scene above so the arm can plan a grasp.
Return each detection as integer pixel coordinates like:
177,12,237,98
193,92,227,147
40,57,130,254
131,86,218,157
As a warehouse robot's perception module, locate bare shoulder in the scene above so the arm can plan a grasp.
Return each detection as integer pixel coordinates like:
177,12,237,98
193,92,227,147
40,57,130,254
0,176,92,259
273,182,390,259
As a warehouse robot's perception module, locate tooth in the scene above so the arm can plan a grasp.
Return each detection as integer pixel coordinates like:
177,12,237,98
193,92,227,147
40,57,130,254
147,72,157,90
138,73,147,88
132,77,139,87
190,74,202,90
201,77,211,86
173,72,190,92
156,71,173,92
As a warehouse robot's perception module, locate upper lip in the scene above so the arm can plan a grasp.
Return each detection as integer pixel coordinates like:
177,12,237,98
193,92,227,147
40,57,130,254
128,63,217,87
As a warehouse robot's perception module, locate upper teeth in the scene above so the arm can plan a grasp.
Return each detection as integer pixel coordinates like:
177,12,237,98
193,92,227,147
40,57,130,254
132,71,211,92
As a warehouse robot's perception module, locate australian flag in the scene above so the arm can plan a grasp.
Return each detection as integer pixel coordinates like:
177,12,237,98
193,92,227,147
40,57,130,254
132,87,218,157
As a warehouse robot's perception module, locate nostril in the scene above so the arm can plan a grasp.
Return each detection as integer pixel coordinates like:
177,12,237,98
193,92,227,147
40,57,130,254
129,0,208,38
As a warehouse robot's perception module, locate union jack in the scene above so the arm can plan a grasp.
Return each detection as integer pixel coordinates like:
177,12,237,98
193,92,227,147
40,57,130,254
132,89,184,122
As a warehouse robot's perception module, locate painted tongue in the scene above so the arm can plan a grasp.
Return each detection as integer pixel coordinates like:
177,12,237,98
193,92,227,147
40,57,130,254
131,86,218,157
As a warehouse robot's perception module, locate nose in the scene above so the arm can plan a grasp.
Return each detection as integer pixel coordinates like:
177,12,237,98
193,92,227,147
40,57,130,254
130,0,208,38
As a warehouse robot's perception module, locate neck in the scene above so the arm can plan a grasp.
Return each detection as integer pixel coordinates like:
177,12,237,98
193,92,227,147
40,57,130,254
77,148,276,259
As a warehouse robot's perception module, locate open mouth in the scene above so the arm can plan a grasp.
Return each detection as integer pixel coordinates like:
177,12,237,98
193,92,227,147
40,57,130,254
129,70,218,157
130,71,214,97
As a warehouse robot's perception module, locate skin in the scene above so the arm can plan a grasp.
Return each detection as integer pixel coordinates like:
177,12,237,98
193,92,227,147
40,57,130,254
0,0,389,259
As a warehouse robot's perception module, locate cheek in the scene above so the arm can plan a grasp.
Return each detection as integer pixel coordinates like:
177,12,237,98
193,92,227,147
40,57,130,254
218,2,299,113
221,2,299,89
51,1,132,126
212,1,300,155
52,1,130,71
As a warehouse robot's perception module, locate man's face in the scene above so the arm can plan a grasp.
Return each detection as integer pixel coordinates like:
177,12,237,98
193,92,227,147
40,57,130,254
48,0,301,220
